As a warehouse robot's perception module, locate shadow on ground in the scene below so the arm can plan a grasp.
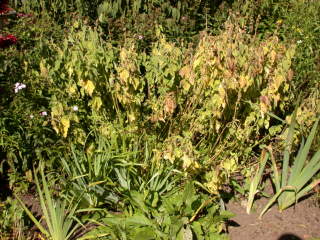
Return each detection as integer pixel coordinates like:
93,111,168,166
278,233,302,240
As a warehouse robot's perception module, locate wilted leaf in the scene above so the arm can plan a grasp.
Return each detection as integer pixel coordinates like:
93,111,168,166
119,69,130,83
164,93,176,115
90,96,103,111
40,60,48,78
61,116,70,138
51,102,64,117
83,80,95,96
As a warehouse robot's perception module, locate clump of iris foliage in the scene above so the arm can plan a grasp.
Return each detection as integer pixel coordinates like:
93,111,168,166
0,0,319,239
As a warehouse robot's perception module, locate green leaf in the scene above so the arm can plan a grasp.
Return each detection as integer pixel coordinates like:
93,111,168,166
219,210,235,220
129,191,150,215
246,149,269,214
282,111,296,187
182,182,194,206
289,118,319,185
151,192,159,208
125,215,154,227
134,227,156,240
191,222,204,240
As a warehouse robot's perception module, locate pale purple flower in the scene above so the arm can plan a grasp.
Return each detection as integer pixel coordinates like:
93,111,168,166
72,105,79,111
14,82,26,93
138,35,144,40
40,111,47,116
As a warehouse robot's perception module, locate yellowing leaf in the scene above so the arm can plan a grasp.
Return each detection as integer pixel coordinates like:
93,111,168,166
25,170,33,183
221,157,237,172
74,128,86,145
100,125,110,137
51,119,59,134
61,116,70,138
40,60,48,78
51,102,64,117
68,84,77,95
67,66,74,77
83,80,95,96
71,114,79,123
120,48,127,61
181,79,191,92
132,77,140,90
164,94,176,115
182,155,193,169
193,57,202,69
90,96,103,111
204,171,223,195
119,69,130,83
179,65,191,78
127,111,136,122
164,42,173,51
86,143,95,157
270,50,277,64
182,155,200,171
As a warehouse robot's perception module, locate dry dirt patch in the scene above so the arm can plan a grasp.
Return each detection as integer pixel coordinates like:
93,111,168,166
227,196,320,240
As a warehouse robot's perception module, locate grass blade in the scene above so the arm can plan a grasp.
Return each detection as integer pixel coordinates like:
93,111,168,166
259,186,296,218
287,138,305,185
279,179,320,211
35,166,54,236
289,118,319,184
292,155,320,191
267,146,280,192
15,194,50,237
246,150,269,214
281,111,297,188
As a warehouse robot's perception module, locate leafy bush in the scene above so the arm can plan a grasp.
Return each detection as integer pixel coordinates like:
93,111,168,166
3,8,297,198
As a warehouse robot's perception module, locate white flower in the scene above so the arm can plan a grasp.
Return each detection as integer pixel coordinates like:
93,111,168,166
297,40,302,44
40,111,47,116
14,82,26,93
30,114,34,119
138,35,144,40
72,105,79,111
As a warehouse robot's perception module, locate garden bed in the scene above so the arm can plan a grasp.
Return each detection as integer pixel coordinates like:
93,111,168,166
227,194,320,240
1,0,320,239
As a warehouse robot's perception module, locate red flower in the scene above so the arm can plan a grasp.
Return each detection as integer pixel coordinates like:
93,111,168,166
0,34,18,48
0,0,15,15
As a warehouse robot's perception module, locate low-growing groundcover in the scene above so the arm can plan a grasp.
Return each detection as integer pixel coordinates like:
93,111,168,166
0,0,320,239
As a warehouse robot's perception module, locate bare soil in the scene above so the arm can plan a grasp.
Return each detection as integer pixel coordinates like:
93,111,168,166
227,195,320,240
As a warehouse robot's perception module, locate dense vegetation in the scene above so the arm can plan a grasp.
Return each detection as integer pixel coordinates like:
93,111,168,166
0,0,319,239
